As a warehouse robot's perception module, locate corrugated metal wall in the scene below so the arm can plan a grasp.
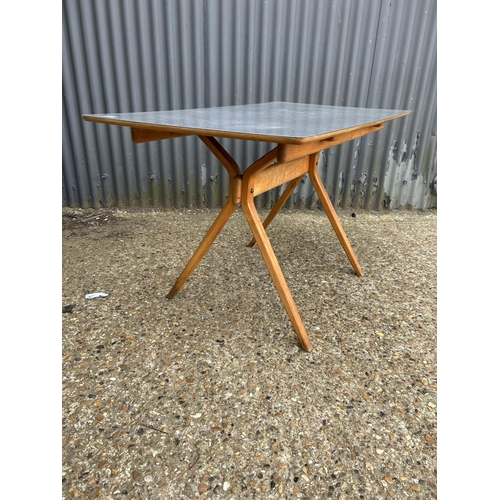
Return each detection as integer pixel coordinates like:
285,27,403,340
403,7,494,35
63,0,436,210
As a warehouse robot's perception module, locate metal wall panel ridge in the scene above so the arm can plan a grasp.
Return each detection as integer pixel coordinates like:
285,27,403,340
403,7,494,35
63,0,437,210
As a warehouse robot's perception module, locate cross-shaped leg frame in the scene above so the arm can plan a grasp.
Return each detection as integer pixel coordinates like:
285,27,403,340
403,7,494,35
165,128,380,351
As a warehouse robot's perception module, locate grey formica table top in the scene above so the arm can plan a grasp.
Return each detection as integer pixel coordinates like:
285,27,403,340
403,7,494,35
82,101,411,144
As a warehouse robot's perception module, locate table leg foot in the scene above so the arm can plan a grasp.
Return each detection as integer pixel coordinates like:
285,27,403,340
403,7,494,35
167,200,237,299
309,154,363,277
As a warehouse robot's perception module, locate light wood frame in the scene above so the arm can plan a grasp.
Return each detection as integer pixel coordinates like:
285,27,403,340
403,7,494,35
163,126,379,351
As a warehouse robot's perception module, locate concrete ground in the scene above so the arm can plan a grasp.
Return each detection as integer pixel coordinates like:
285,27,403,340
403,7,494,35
62,206,437,499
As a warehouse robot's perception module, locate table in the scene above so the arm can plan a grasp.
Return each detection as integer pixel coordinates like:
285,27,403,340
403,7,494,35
82,101,410,352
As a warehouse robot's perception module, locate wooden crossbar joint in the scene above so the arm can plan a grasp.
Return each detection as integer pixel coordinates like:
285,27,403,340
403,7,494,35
252,157,309,197
232,175,243,204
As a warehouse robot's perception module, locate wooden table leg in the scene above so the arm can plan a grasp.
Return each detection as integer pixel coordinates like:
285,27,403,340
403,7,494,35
247,175,302,247
308,153,363,277
167,136,241,298
166,198,237,298
241,165,313,352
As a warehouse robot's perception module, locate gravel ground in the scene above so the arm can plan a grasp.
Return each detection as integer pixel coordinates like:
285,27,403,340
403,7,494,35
62,206,437,500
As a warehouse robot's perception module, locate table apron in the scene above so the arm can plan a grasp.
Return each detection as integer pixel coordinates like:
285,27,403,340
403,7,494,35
131,127,188,143
277,123,384,162
252,156,309,197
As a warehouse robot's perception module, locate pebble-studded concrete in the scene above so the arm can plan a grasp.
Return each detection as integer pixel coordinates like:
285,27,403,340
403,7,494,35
62,206,437,500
